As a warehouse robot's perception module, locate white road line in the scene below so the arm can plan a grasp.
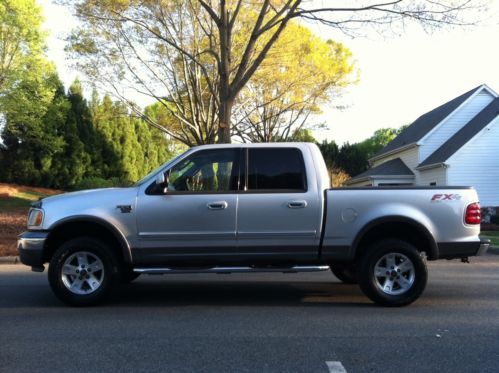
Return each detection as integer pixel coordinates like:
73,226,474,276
326,361,347,373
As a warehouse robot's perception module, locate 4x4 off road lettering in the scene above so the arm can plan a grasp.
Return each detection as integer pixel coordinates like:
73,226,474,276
431,193,462,201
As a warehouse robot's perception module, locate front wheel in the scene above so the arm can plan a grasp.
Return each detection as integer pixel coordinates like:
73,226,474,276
48,237,119,306
358,239,427,307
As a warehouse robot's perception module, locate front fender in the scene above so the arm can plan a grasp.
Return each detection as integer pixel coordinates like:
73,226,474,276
47,216,132,264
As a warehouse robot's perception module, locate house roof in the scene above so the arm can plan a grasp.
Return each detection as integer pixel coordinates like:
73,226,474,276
418,97,499,168
347,158,414,184
373,85,483,159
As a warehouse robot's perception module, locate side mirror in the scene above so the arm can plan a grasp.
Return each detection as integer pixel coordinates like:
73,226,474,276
155,173,165,186
155,172,169,194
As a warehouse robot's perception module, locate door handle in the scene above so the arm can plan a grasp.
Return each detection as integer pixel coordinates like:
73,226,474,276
287,200,307,209
207,201,228,210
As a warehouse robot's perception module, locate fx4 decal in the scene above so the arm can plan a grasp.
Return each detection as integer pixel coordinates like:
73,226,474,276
431,193,462,202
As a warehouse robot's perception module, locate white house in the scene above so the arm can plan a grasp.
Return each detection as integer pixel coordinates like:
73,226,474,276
346,84,499,206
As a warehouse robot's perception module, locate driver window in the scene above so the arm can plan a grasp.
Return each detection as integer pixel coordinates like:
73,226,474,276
167,149,239,193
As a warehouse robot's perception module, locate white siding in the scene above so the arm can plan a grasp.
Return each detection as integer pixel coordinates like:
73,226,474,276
419,167,447,185
372,147,420,183
419,90,495,161
373,179,414,186
447,116,499,206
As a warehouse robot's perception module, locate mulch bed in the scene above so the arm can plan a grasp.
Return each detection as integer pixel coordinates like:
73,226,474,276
0,210,27,257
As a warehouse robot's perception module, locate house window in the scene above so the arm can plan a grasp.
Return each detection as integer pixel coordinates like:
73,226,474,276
430,182,437,186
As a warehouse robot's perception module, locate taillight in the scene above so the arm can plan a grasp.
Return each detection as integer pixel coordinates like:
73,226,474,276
465,202,481,225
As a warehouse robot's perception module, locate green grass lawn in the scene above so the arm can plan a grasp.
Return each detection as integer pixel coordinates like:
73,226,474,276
480,231,499,247
0,189,51,211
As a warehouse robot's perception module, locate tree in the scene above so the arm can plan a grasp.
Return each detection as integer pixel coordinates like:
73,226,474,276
329,167,350,187
1,0,53,135
357,127,404,160
233,24,355,142
62,1,476,144
318,125,406,179
290,128,316,143
336,142,370,176
0,0,45,95
0,71,67,185
90,93,175,183
0,0,62,186
65,1,220,146
318,140,340,169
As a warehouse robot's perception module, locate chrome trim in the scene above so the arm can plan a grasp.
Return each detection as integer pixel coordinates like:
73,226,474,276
19,237,46,242
287,200,307,209
207,201,228,210
133,265,330,274
138,231,236,240
237,230,316,238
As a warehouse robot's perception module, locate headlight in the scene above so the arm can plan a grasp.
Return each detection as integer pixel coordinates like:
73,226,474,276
27,209,44,229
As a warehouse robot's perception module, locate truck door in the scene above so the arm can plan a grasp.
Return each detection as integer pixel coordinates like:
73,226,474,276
236,147,321,260
135,148,241,264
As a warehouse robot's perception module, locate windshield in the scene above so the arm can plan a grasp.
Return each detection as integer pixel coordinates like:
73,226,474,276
133,153,184,186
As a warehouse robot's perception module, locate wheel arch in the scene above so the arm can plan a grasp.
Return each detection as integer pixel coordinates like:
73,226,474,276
352,216,438,261
44,216,132,265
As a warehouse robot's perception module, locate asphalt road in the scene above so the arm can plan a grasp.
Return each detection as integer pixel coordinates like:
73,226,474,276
1,255,498,373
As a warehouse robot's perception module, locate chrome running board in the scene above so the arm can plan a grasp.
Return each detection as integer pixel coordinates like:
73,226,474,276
133,265,330,275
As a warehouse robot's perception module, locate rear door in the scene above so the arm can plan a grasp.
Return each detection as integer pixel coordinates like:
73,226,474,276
236,147,321,260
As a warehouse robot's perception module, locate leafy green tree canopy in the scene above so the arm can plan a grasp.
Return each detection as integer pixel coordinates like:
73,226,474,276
62,0,473,144
0,0,46,95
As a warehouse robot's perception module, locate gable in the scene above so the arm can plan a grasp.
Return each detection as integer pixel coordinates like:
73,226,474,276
346,158,414,185
418,166,447,186
372,146,419,173
418,97,499,168
446,115,499,206
372,85,483,160
419,90,495,161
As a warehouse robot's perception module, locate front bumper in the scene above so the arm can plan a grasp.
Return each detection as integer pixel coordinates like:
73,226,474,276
17,231,49,267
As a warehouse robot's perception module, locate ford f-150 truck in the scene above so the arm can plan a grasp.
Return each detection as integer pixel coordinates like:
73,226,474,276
18,143,489,306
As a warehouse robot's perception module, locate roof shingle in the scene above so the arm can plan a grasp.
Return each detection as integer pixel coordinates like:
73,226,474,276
373,85,483,159
347,158,414,183
418,97,499,168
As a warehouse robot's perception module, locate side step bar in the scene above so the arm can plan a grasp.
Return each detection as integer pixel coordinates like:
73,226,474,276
134,265,330,275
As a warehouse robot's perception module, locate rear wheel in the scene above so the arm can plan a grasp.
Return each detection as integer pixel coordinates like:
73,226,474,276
330,264,358,284
358,239,427,307
48,237,120,306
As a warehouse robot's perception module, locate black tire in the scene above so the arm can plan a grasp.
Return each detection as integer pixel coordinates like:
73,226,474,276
330,264,358,284
48,237,120,306
358,239,427,307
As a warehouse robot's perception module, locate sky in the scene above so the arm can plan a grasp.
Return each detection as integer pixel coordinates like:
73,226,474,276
39,0,499,145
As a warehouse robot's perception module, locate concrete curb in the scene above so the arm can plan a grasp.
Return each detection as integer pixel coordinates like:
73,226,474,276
0,256,19,264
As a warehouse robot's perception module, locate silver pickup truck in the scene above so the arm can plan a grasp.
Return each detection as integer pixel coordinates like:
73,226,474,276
18,143,489,306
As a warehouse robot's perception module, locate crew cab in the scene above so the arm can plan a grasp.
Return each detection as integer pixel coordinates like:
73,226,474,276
18,143,489,306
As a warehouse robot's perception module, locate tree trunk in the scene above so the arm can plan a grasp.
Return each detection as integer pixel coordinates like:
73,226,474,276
218,99,233,143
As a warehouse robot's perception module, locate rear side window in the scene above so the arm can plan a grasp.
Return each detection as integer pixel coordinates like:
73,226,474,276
247,148,307,191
